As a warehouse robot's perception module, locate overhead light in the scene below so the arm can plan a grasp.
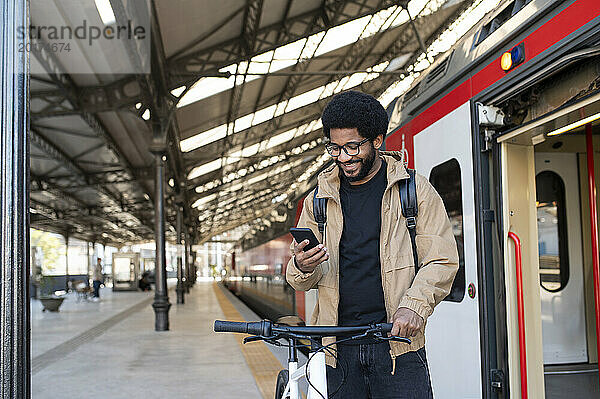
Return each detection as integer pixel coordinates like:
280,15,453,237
142,109,151,120
94,0,116,25
547,112,600,137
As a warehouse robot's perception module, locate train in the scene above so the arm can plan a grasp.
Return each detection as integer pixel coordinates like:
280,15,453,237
224,0,600,397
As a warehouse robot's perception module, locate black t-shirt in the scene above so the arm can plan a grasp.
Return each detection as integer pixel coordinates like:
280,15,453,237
338,160,387,329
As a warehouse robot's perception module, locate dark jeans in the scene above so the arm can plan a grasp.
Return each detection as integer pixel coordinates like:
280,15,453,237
93,280,101,298
326,342,433,399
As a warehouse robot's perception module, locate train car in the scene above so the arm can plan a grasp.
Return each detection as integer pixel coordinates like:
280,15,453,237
385,0,600,397
224,197,320,324
227,0,600,397
224,233,295,321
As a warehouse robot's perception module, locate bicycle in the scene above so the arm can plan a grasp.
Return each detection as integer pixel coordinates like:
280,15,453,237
214,319,411,399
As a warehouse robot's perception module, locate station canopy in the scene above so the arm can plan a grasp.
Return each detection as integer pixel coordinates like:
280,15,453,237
29,0,481,247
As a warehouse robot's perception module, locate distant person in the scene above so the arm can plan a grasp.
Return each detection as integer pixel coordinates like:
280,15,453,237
138,272,152,291
92,257,103,302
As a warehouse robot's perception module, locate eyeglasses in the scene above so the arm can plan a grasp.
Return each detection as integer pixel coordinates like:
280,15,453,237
325,138,370,157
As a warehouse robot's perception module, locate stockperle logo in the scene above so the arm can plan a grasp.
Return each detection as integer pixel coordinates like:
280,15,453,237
27,0,151,75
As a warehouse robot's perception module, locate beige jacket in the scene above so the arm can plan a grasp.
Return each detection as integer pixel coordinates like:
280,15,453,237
286,152,459,367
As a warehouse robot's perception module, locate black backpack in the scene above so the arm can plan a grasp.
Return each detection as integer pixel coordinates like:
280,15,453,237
312,169,420,272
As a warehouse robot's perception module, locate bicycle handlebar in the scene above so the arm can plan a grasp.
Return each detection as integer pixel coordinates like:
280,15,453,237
214,320,272,336
214,320,400,340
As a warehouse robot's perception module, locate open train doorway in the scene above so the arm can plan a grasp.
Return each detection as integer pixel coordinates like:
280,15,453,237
498,97,600,398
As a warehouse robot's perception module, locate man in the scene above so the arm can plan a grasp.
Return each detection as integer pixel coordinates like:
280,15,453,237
92,257,103,301
286,90,459,398
139,271,152,291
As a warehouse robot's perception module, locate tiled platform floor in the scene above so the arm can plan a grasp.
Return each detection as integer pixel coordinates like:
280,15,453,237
32,280,284,398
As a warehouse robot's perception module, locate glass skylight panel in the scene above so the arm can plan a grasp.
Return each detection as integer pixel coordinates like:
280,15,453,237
285,86,323,113
264,128,299,150
192,193,218,209
95,0,116,25
248,52,273,74
252,104,277,126
374,6,403,32
171,86,186,97
233,113,254,133
187,159,222,180
274,100,288,117
314,17,369,57
177,76,235,108
386,54,412,72
228,143,261,160
342,73,368,91
225,182,244,194
300,32,326,60
271,39,307,70
181,124,229,153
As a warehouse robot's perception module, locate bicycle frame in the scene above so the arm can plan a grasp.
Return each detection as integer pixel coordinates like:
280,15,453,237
282,350,327,399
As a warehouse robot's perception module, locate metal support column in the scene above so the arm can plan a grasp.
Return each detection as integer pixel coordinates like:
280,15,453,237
64,232,69,291
152,152,171,331
86,241,91,284
0,0,30,396
176,207,185,304
191,245,197,285
585,123,600,389
184,228,191,293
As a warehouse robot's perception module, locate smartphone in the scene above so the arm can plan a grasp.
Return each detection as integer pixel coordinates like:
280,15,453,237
290,228,320,251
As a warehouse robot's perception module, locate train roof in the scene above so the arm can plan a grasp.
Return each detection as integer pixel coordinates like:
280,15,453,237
388,0,562,132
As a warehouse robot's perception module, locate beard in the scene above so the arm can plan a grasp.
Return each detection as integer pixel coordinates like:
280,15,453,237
336,144,376,183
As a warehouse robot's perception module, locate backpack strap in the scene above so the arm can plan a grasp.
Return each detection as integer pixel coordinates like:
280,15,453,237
399,169,419,272
313,184,327,236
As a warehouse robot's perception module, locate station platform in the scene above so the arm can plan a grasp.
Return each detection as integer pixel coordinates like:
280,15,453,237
32,280,305,399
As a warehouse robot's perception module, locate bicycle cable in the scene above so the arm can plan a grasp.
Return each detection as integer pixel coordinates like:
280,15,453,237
304,334,366,399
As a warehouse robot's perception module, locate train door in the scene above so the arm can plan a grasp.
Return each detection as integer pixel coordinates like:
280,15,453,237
499,120,600,398
413,102,482,398
500,140,547,398
534,153,587,364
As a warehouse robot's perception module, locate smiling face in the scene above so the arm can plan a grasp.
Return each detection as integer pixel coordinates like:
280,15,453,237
329,127,383,185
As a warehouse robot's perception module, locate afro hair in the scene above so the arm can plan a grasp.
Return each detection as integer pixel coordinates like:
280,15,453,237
321,90,389,140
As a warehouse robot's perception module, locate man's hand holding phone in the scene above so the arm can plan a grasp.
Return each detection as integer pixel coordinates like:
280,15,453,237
293,239,329,273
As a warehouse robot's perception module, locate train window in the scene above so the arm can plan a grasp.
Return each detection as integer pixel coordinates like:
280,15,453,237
473,0,532,47
429,159,465,302
536,171,569,292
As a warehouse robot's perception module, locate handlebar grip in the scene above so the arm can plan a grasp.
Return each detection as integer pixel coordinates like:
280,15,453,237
214,320,272,336
214,320,249,333
380,323,393,333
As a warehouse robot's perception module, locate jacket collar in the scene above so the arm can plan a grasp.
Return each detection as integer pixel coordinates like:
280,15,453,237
316,150,409,201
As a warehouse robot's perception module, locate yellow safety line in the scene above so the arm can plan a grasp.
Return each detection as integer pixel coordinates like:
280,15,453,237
213,282,282,399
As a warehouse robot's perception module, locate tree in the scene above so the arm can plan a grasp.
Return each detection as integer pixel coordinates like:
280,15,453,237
30,229,65,275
